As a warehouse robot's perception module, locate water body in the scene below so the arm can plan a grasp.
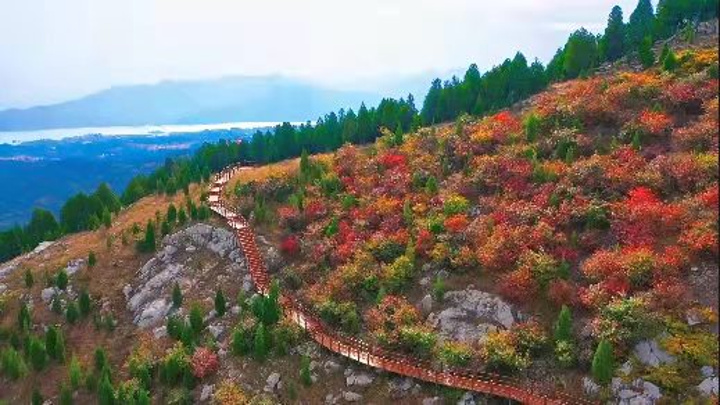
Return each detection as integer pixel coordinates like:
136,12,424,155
0,121,300,144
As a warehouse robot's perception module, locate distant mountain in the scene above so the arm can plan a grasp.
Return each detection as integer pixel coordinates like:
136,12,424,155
0,76,380,131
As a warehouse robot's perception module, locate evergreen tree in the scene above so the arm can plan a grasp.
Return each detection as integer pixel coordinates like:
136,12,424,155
28,336,48,371
172,282,183,308
189,304,204,336
628,0,656,48
592,339,615,385
31,388,43,405
88,251,97,267
663,47,679,71
98,374,116,405
167,204,178,224
56,269,69,290
600,6,626,62
554,305,573,343
563,28,599,79
45,326,62,360
24,269,34,288
300,355,312,386
69,356,83,389
178,209,188,225
137,221,156,253
52,297,63,314
425,176,439,195
18,302,31,331
59,383,74,405
161,220,171,236
79,290,92,317
66,301,80,324
253,323,268,361
638,36,656,68
215,290,227,317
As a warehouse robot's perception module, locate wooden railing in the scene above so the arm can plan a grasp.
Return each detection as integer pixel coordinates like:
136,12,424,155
207,164,593,405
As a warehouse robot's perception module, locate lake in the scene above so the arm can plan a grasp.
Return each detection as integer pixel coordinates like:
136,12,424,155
0,121,299,144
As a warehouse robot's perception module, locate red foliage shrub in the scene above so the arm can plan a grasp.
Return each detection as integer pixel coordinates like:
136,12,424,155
612,187,684,247
280,235,301,257
637,110,673,136
444,214,469,233
191,347,219,379
548,279,577,307
380,152,407,169
498,268,538,302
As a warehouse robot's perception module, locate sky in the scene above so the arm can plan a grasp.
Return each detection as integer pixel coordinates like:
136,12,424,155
0,0,644,110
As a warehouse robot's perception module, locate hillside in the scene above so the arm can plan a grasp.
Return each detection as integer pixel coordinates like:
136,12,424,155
0,76,379,131
0,33,718,405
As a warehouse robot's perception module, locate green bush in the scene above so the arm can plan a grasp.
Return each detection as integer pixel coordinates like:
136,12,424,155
78,291,92,318
98,375,115,405
555,340,576,368
28,336,48,371
1,347,28,380
591,339,614,386
161,344,190,385
189,304,205,336
397,326,436,358
435,342,472,367
299,356,312,386
554,305,573,343
45,326,66,361
88,251,97,267
253,324,269,361
172,283,183,309
167,315,185,340
24,269,34,288
66,301,80,324
59,383,73,405
215,290,227,317
56,269,69,290
31,388,43,405
69,355,84,389
18,302,32,331
231,323,254,356
94,347,109,373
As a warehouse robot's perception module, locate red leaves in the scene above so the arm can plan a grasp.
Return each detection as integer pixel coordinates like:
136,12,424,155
444,214,469,233
637,110,673,136
612,187,684,248
280,235,301,257
191,347,219,379
379,152,407,169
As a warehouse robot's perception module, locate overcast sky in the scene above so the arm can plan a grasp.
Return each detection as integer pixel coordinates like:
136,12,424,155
0,0,644,109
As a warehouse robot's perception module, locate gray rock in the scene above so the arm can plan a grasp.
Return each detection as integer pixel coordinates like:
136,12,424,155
208,324,225,339
135,298,170,328
153,325,167,339
701,366,715,378
612,378,663,404
230,305,241,315
264,372,281,393
324,360,342,374
422,397,443,405
583,376,600,396
65,259,84,276
633,340,675,367
428,289,518,343
200,384,214,402
342,391,363,402
456,392,476,405
346,371,374,387
698,377,718,396
41,287,57,303
325,393,338,405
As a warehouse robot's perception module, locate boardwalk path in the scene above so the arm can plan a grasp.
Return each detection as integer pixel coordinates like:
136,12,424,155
207,164,592,405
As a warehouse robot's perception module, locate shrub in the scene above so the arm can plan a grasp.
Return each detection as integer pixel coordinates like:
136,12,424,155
554,305,573,343
79,290,92,317
31,388,43,405
190,347,219,379
280,235,301,257
161,343,191,385
300,355,312,386
443,195,469,216
94,347,109,373
45,326,65,361
28,336,48,371
172,283,183,309
24,269,34,288
98,375,115,405
69,356,83,389
59,383,73,405
88,251,97,267
18,302,31,331
397,326,436,358
555,340,576,368
66,301,80,324
435,341,473,367
189,304,205,336
591,339,614,386
56,269,69,290
231,323,254,356
52,297,63,314
215,290,227,317
213,380,249,405
431,276,446,301
480,330,530,372
166,387,192,405
1,347,28,380
253,323,269,361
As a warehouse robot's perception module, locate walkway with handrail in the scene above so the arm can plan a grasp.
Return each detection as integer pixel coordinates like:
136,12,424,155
207,163,593,405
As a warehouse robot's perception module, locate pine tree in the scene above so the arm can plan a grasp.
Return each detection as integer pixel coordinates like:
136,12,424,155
45,326,62,360
24,269,34,288
628,0,655,48
178,209,188,225
138,220,156,253
59,383,73,405
52,297,63,314
79,290,92,317
215,290,227,317
66,301,80,324
189,304,204,336
592,339,615,385
56,269,69,290
563,28,599,79
638,36,655,68
31,388,43,405
0,347,28,379
554,305,573,343
69,355,83,389
88,251,97,267
161,220,171,236
300,355,312,386
18,302,31,331
425,176,439,195
172,283,183,308
98,374,115,405
28,336,48,371
167,203,178,225
663,48,679,71
600,6,626,62
253,323,268,361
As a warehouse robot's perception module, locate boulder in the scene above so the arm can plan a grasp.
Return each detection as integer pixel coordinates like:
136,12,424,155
633,340,675,367
264,372,281,393
342,392,363,402
698,377,718,396
41,287,57,303
200,384,214,402
135,298,171,328
346,371,374,387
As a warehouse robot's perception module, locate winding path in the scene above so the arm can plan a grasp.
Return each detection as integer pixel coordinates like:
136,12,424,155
207,164,593,405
